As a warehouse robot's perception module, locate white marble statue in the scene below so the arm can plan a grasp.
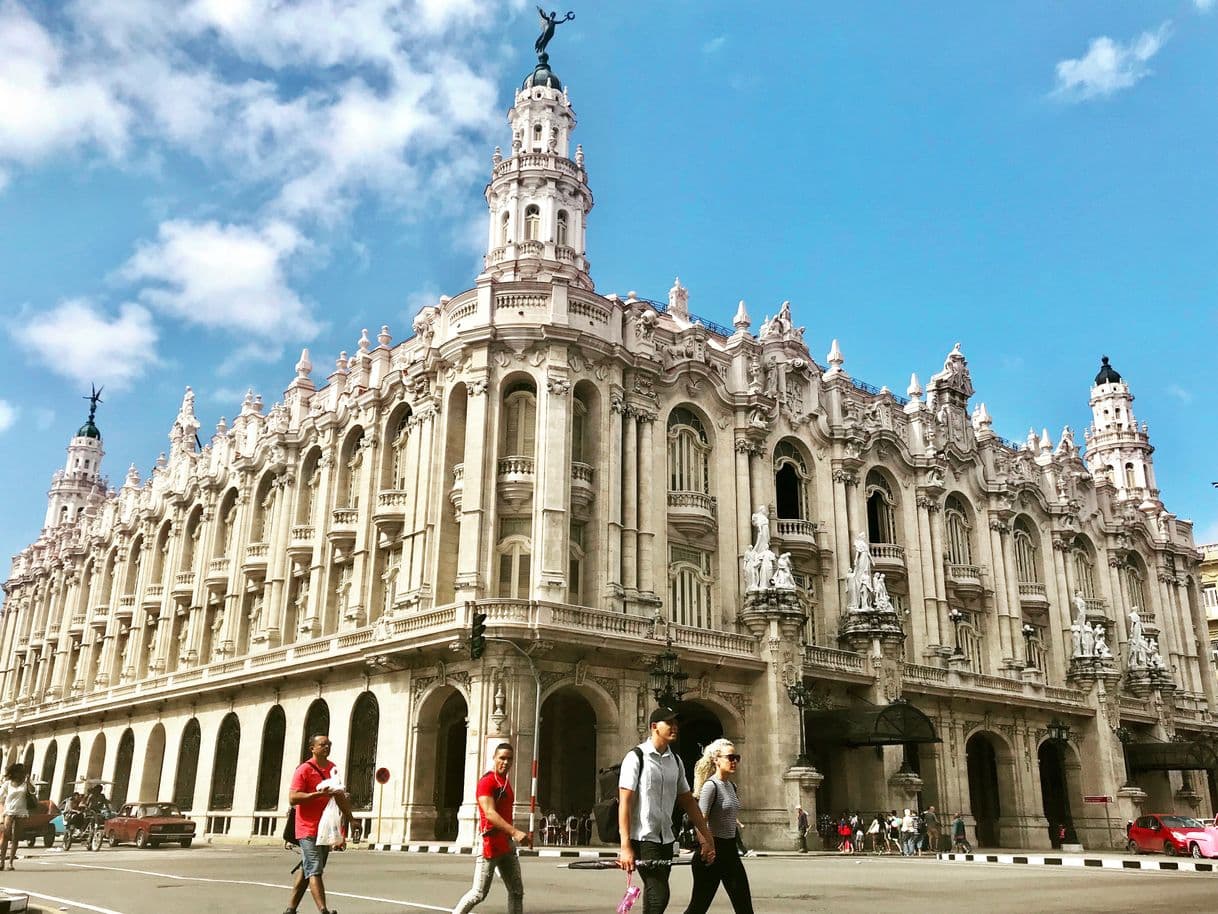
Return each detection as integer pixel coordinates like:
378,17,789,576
846,533,876,612
1128,632,1148,668
771,552,796,590
873,572,893,612
1093,625,1112,658
743,546,761,593
1080,618,1094,656
1147,638,1166,671
757,548,777,590
752,505,770,553
1073,591,1087,625
1070,622,1083,658
1128,609,1144,647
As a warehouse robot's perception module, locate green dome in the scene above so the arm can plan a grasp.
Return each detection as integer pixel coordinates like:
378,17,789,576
1094,355,1122,386
77,419,101,440
522,60,562,91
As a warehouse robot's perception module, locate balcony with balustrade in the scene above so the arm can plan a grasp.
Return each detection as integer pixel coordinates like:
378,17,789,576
90,606,109,631
69,612,86,636
328,508,359,544
206,557,231,583
774,518,818,557
947,563,984,596
870,542,907,580
568,462,595,511
288,525,315,556
174,571,196,594
374,490,409,528
666,490,718,538
143,584,165,607
1018,581,1049,609
114,594,136,623
244,542,269,569
497,456,535,506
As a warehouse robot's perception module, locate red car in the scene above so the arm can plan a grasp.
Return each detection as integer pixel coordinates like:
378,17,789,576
103,802,196,849
15,799,61,848
1127,814,1218,858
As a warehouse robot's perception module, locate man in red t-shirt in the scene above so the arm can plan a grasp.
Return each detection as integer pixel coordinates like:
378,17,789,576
451,742,532,914
285,735,351,914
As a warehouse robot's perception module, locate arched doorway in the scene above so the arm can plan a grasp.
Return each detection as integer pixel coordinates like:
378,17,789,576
112,728,135,806
22,744,34,778
60,736,81,799
1039,740,1074,847
86,733,106,780
539,689,597,818
140,725,166,802
435,690,468,840
966,733,1002,847
301,699,330,761
347,693,379,811
174,719,201,811
209,713,241,811
39,740,58,801
256,707,287,811
673,701,724,788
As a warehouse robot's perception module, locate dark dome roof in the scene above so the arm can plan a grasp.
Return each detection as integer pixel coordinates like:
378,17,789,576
1094,355,1122,386
77,419,101,440
522,60,562,90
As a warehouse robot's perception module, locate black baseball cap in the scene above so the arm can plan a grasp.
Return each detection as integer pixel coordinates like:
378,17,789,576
649,706,681,725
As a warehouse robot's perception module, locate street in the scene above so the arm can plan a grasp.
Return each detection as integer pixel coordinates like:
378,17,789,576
1,845,1216,914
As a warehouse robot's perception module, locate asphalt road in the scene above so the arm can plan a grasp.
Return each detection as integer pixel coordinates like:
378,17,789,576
1,845,1216,914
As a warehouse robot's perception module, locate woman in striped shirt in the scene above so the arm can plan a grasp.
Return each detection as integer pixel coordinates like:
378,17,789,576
681,738,754,914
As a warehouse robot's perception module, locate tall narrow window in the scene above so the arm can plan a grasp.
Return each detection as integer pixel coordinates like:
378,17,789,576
556,210,569,247
1013,522,1039,584
503,386,538,457
866,472,898,544
667,407,711,495
774,441,810,520
1072,540,1097,598
496,535,532,599
389,409,412,490
524,205,541,242
568,522,586,604
571,400,587,464
944,496,973,565
500,211,511,247
1122,562,1149,615
1124,463,1137,489
668,545,714,629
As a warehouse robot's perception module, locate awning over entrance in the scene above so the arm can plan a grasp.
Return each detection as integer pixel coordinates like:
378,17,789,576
1125,739,1218,773
805,702,940,748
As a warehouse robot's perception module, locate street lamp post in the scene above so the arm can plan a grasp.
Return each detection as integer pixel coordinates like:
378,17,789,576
1021,623,1036,669
948,608,965,656
648,641,689,707
786,680,812,767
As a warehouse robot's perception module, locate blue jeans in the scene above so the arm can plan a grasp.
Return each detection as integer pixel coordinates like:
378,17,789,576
299,835,329,879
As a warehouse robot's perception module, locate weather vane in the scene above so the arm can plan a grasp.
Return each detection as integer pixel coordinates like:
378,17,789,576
535,7,575,61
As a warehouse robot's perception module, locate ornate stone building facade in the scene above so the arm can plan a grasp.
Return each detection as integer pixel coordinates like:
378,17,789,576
2,50,1215,851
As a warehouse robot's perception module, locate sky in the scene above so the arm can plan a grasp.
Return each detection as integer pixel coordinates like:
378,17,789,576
0,0,1216,570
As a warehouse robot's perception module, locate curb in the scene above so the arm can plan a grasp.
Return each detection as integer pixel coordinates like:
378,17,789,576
937,852,1218,873
366,843,618,859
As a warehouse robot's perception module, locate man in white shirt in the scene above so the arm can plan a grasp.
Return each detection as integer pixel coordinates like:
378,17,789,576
617,706,715,914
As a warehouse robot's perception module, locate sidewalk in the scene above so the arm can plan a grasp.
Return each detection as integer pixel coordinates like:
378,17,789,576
936,850,1218,874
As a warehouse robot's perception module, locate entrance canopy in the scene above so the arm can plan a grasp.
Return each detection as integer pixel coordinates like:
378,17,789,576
805,702,940,748
1125,739,1218,773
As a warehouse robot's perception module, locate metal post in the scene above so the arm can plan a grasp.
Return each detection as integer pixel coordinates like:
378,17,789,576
489,636,542,844
376,780,384,846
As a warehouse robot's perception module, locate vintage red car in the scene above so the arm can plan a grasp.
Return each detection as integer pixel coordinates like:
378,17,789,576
15,799,62,848
1127,814,1218,858
103,802,196,848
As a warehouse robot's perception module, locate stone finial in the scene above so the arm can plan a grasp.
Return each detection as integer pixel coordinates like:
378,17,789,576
575,144,585,168
242,389,256,412
824,339,845,377
216,416,227,434
907,373,923,401
295,348,312,379
668,277,689,320
377,325,392,347
156,452,167,468
733,299,750,332
625,290,639,304
126,464,140,486
1056,425,1076,455
358,328,371,353
492,145,502,166
1040,428,1053,454
1025,428,1038,451
972,402,992,434
336,351,349,372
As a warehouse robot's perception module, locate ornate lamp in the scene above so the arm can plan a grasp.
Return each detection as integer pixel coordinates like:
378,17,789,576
948,608,965,656
1047,718,1071,743
648,642,689,706
786,680,812,767
1021,623,1036,668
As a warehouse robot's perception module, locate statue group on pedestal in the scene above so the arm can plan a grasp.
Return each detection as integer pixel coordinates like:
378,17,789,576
1125,608,1166,671
1069,590,1112,660
743,505,796,592
845,533,894,613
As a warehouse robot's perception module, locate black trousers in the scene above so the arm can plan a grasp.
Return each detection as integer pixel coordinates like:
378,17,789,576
681,836,754,914
632,839,674,914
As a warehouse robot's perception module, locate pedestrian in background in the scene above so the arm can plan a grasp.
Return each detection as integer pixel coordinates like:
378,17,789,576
681,738,754,914
952,813,972,853
795,806,809,853
452,743,531,914
924,806,941,854
285,734,351,914
900,808,916,856
0,763,35,870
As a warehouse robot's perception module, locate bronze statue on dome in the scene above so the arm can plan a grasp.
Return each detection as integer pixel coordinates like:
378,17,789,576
535,7,575,59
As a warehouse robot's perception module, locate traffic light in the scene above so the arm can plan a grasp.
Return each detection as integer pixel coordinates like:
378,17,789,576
470,610,488,659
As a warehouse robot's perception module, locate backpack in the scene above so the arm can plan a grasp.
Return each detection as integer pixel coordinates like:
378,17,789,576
591,747,644,844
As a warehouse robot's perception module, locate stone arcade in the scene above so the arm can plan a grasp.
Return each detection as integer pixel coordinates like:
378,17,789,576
2,37,1216,851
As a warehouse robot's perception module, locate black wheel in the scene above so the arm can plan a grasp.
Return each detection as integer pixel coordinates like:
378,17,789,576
1191,843,1203,859
149,840,160,849
1163,841,1176,857
180,838,193,848
135,829,148,849
88,826,104,852
107,831,120,848
43,826,55,848
25,836,35,848
1126,839,1138,854
63,829,75,851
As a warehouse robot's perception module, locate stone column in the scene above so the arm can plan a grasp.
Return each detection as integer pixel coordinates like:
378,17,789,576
604,394,624,608
1185,576,1218,709
985,519,1014,667
925,497,949,649
913,496,940,648
637,412,657,597
343,432,380,626
1048,538,1074,668
455,374,491,601
535,369,572,601
733,439,754,576
621,412,638,596
829,467,853,623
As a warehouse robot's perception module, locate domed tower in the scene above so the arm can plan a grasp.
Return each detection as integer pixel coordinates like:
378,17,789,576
480,24,594,290
44,386,108,529
1084,356,1160,507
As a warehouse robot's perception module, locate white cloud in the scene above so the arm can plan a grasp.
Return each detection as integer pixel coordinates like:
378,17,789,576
1194,0,1215,12
1166,383,1193,404
1052,23,1171,101
121,219,320,340
9,299,159,389
0,399,17,433
33,407,56,431
702,36,727,54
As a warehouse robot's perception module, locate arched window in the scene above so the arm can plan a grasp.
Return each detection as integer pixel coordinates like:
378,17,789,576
571,399,587,464
209,713,241,811
866,472,898,544
388,409,412,490
499,211,511,247
1013,520,1040,584
1122,561,1150,615
39,739,57,801
1124,463,1137,489
181,509,202,572
503,384,537,457
251,474,275,543
347,693,379,811
216,491,238,557
1071,539,1097,598
944,496,973,565
556,210,569,247
667,408,711,495
337,429,366,510
112,728,135,807
301,699,330,761
524,205,541,241
174,719,202,811
774,441,810,520
59,736,81,800
255,706,286,811
668,544,714,628
299,450,322,525
496,533,532,599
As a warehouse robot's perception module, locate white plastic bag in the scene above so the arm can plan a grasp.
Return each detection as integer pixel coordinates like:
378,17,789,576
315,773,347,847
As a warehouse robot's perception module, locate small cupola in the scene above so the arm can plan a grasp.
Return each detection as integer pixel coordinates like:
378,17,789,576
1094,355,1122,386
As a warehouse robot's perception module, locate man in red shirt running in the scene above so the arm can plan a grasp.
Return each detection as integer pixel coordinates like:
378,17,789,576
451,743,532,914
285,735,352,914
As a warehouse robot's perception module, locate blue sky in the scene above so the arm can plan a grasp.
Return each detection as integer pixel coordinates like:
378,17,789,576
1,1,1216,569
